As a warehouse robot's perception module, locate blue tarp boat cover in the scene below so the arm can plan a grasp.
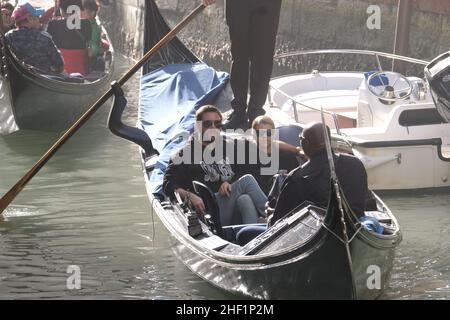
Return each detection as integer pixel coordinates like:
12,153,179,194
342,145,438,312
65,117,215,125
139,63,229,197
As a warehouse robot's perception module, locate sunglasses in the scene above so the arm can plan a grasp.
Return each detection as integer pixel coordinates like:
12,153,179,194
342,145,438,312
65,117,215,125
202,120,222,129
256,129,272,137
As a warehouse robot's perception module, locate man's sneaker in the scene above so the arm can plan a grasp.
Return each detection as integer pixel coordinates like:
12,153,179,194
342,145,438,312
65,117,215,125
223,111,249,130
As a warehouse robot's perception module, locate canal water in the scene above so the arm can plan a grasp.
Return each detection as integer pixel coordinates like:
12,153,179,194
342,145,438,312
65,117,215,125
0,56,448,300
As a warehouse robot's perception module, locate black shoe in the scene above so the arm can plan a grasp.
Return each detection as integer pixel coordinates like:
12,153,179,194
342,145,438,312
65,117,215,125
223,111,249,130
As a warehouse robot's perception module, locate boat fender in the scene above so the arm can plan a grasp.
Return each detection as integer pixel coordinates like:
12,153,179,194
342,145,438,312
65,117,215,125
108,81,159,158
359,216,384,234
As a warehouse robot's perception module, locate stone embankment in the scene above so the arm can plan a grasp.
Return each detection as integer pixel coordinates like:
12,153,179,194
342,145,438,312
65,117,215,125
101,0,450,71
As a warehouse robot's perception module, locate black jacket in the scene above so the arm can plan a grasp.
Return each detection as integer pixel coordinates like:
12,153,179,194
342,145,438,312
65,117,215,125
271,150,368,224
252,147,299,195
47,19,91,50
163,137,256,198
163,136,299,198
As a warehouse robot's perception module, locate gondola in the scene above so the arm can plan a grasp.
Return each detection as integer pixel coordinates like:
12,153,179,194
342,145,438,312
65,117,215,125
0,20,114,134
108,0,402,299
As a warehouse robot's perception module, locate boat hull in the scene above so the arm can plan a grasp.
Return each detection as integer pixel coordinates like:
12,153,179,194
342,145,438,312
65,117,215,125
351,141,450,191
269,66,450,191
0,33,114,133
173,235,397,299
145,169,400,300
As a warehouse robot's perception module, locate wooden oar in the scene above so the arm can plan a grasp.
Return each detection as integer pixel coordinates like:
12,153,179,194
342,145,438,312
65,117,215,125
0,3,206,215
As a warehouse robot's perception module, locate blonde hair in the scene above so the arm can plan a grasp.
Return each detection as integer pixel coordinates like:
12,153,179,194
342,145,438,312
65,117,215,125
251,115,275,129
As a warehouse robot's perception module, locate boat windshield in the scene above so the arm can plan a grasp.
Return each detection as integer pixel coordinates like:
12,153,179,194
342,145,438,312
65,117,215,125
426,52,450,122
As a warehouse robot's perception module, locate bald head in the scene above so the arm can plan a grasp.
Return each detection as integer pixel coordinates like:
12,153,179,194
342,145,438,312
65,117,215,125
301,122,330,158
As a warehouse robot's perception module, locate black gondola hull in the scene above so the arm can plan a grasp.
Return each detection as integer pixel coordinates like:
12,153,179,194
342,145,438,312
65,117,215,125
0,31,114,132
146,176,400,300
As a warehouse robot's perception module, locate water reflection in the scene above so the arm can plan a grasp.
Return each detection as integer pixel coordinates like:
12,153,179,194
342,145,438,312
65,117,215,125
0,55,227,299
0,55,448,299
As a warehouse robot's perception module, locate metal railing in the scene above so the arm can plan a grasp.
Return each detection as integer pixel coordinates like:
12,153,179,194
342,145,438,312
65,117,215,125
273,49,429,68
269,85,344,135
268,49,430,133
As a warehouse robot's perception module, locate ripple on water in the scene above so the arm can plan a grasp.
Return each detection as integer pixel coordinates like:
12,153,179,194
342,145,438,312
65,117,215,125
1,56,448,299
2,206,43,219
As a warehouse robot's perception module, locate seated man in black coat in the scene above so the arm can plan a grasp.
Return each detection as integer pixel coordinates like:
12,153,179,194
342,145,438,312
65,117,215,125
237,122,369,245
268,122,368,224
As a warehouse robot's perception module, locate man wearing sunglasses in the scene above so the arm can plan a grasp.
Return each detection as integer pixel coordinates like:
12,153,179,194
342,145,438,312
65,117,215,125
163,105,268,227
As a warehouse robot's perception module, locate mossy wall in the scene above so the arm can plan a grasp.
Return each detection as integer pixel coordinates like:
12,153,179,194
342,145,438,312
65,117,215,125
102,0,450,66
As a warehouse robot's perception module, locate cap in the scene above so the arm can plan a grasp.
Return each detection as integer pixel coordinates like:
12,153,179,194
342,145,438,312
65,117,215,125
11,3,45,22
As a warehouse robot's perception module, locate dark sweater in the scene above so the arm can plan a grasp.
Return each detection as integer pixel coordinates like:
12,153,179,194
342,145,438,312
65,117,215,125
163,137,256,198
5,28,64,73
271,150,368,224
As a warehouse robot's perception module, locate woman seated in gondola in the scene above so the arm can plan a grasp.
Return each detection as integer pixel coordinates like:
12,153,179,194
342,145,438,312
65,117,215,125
249,115,303,195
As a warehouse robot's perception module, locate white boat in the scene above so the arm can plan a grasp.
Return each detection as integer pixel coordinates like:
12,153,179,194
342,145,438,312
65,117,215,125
268,49,450,191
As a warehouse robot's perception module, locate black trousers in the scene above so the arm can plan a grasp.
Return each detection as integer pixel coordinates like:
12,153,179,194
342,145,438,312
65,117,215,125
226,0,282,121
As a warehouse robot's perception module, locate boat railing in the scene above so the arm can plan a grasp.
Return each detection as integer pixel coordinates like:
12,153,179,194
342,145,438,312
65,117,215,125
273,49,429,70
269,84,344,135
267,49,430,134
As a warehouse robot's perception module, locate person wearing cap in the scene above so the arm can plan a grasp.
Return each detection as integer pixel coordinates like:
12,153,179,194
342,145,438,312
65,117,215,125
6,3,64,74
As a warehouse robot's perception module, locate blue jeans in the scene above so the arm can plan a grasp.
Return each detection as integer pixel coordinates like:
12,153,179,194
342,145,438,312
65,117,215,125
236,225,267,245
215,174,267,226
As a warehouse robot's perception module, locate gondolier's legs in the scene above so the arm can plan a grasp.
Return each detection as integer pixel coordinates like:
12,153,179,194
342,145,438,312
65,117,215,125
226,0,251,116
215,174,267,226
247,0,282,122
225,0,282,128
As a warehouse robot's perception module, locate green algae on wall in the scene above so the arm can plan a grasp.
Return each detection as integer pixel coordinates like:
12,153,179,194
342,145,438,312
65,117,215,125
104,0,450,64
